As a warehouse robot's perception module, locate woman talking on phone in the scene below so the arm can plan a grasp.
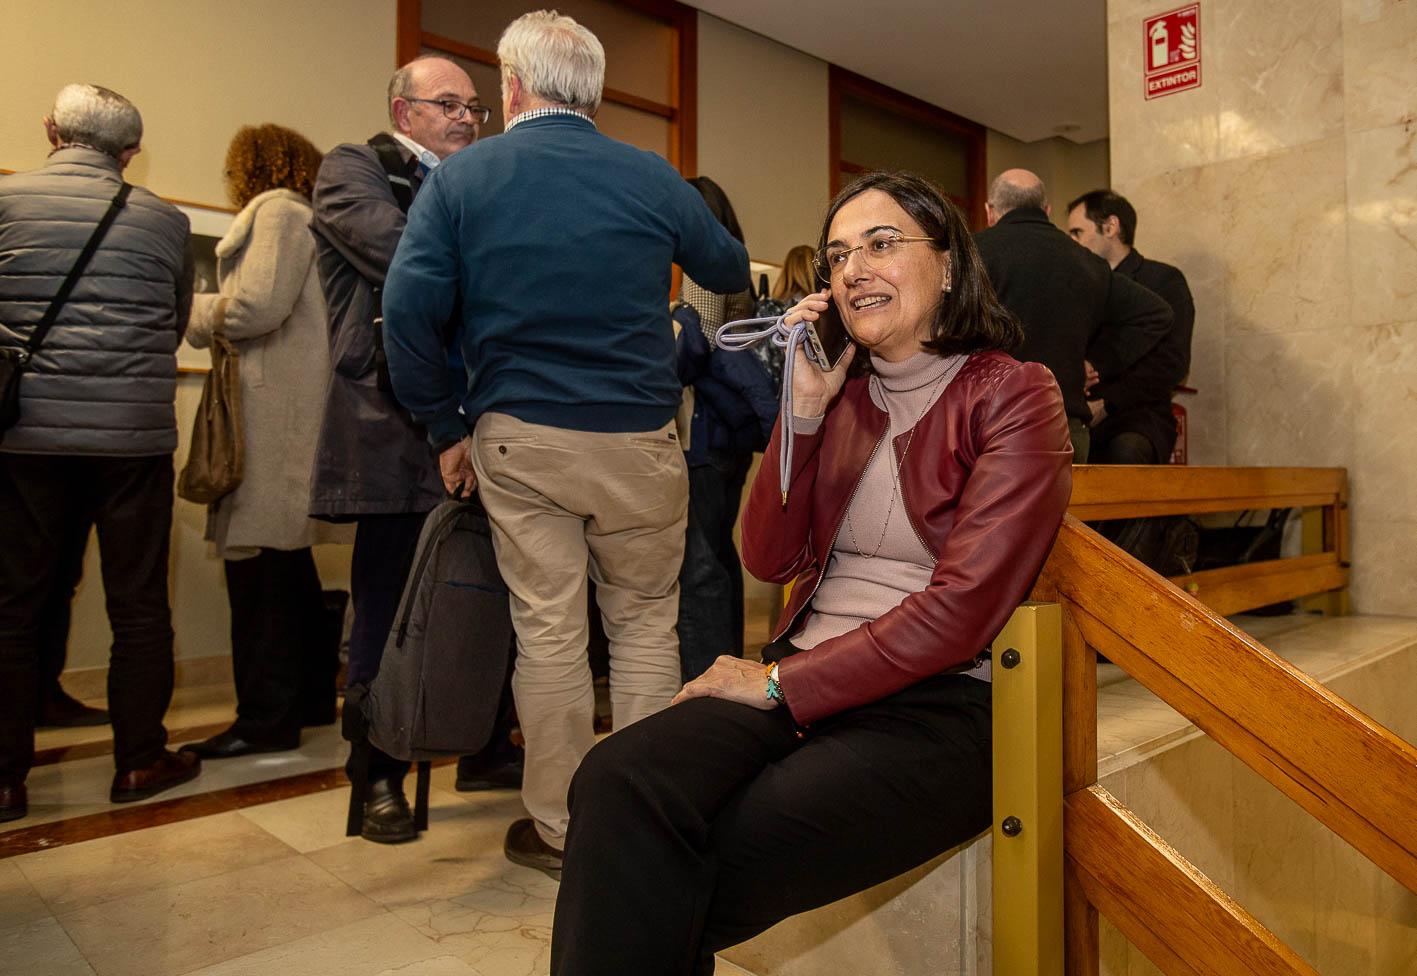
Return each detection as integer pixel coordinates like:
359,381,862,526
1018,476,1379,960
550,172,1073,975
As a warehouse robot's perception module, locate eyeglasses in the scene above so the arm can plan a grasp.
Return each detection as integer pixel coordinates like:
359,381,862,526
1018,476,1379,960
406,98,491,124
814,233,937,283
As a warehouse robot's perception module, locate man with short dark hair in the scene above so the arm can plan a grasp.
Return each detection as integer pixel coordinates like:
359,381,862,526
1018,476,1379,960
976,169,1172,461
383,10,748,875
307,55,509,845
0,84,198,822
1067,189,1195,464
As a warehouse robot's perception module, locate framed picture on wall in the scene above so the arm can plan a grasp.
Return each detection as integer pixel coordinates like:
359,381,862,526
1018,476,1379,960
175,202,234,373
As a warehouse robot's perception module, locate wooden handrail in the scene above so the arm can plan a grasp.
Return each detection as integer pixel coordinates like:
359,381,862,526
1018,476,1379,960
1039,518,1417,896
1066,465,1344,520
1066,786,1317,975
1063,464,1349,616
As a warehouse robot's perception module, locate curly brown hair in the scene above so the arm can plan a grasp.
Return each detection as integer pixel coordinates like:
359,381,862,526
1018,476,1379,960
223,124,323,208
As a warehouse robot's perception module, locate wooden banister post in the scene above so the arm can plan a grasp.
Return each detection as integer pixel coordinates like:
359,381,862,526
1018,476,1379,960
992,602,1064,975
1061,603,1100,976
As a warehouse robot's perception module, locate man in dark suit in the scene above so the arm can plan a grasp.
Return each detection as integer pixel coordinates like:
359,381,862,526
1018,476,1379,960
304,56,520,845
975,169,1172,462
1067,189,1195,464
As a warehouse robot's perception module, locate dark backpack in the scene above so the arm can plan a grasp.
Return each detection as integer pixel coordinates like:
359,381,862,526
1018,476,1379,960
749,272,787,389
343,496,516,835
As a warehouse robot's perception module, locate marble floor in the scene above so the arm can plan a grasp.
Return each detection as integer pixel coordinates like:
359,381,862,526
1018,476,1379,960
1,611,780,976
5,608,1410,976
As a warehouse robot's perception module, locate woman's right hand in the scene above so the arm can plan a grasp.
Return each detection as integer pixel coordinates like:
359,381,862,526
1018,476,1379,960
785,289,856,419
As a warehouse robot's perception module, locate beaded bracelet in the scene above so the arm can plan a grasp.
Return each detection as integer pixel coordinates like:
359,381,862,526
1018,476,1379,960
764,662,786,707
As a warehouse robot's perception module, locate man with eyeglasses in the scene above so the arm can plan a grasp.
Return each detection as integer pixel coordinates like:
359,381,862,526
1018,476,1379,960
308,55,517,846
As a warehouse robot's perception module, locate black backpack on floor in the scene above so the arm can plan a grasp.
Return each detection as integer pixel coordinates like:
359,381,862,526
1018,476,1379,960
343,495,516,835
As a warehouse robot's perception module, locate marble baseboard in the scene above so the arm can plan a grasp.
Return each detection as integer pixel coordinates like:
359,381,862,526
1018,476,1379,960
59,653,234,703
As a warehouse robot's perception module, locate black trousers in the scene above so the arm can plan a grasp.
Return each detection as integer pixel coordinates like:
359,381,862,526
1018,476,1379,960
1092,429,1160,465
551,673,992,975
346,512,427,785
0,453,175,784
36,511,93,706
224,547,328,746
676,451,751,682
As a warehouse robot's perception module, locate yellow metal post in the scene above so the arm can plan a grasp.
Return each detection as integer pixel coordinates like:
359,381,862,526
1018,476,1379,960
1301,506,1350,616
992,602,1064,976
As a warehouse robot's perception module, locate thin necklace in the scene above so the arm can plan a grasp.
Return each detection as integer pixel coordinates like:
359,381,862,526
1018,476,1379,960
844,368,951,559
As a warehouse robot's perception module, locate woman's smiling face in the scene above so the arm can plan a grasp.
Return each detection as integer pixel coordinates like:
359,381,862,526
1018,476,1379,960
824,189,949,363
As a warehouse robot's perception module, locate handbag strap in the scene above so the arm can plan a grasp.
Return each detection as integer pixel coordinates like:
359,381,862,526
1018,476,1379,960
23,182,133,361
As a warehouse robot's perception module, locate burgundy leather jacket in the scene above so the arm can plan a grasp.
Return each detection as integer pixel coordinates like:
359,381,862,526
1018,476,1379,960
741,351,1073,726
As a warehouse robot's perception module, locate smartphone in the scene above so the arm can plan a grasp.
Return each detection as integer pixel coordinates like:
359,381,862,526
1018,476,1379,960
806,297,852,371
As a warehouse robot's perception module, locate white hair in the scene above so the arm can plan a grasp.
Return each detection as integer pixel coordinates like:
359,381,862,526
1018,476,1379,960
51,84,143,158
497,10,605,115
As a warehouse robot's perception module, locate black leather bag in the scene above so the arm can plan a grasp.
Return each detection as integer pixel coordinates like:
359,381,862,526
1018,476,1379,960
0,183,131,443
0,347,27,435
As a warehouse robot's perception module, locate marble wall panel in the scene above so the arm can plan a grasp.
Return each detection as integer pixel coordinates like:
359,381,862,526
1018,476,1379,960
725,845,969,976
1217,138,1350,336
1115,736,1237,892
1349,518,1417,614
1211,0,1345,161
1346,121,1417,328
1225,329,1354,468
1230,760,1324,964
1107,10,1220,186
1118,165,1230,462
1373,870,1417,973
1341,0,1417,134
1350,321,1417,525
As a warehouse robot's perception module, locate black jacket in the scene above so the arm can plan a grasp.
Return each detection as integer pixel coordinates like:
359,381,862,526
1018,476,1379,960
673,303,778,465
1092,248,1195,460
974,208,1171,425
307,140,444,519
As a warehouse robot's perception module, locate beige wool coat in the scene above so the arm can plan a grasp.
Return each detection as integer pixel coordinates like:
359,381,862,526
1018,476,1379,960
187,189,351,559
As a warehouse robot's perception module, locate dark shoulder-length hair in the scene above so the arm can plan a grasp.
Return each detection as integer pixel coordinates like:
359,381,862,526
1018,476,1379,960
818,171,1021,357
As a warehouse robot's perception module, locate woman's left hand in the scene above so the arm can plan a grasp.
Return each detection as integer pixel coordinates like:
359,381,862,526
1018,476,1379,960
672,656,778,710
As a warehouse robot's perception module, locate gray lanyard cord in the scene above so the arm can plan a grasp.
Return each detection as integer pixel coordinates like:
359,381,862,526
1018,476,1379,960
715,314,826,506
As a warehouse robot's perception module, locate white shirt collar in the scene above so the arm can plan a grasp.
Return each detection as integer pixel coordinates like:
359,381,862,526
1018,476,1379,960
505,106,595,132
391,132,442,171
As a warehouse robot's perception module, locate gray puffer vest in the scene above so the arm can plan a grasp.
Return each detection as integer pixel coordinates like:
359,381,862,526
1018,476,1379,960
0,148,191,456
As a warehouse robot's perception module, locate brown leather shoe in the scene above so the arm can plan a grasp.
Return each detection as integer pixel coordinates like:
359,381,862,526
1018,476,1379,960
0,783,26,823
503,817,564,879
110,750,201,803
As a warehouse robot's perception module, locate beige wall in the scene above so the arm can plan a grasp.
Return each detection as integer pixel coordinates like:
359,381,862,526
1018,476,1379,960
696,13,831,269
2,0,395,207
4,1,394,669
985,131,1112,230
1106,0,1417,613
697,13,830,613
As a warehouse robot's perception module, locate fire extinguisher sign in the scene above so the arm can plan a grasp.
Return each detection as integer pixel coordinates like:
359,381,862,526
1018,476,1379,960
1144,4,1201,100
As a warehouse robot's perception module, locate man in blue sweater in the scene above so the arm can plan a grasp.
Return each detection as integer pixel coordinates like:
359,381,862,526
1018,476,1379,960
383,10,748,875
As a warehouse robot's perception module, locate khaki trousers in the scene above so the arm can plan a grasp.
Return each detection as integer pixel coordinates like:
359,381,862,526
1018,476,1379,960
471,412,688,846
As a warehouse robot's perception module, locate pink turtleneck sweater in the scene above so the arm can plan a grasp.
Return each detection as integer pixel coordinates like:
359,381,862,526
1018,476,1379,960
791,351,978,668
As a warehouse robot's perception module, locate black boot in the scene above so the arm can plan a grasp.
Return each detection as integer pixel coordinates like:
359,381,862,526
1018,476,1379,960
361,777,417,844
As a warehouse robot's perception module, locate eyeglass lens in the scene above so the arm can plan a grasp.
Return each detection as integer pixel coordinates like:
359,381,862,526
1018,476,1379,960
445,101,490,123
816,234,904,282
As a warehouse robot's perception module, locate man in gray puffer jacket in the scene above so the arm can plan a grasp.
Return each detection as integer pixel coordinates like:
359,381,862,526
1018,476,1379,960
0,84,200,823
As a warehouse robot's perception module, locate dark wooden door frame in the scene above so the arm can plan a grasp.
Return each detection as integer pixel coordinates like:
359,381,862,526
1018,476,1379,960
829,65,987,229
396,0,697,175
